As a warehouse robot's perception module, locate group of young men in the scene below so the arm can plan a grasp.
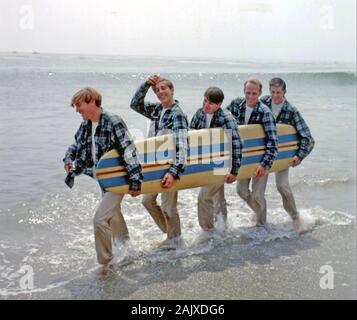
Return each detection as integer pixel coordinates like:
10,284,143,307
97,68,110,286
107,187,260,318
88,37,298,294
63,75,315,271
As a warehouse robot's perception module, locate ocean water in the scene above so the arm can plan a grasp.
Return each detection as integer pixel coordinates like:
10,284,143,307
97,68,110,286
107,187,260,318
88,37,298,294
0,53,356,299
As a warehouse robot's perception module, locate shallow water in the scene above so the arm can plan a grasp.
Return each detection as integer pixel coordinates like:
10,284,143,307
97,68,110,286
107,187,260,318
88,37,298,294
0,53,355,298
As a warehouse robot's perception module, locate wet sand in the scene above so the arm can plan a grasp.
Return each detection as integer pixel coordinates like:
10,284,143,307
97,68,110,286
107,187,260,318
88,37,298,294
7,224,356,300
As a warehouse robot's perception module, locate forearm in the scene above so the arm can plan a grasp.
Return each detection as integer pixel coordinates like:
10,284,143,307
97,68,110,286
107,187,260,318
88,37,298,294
294,113,315,161
229,124,242,174
261,113,278,169
297,136,315,160
114,122,143,190
169,126,188,179
261,139,278,169
129,82,152,116
63,143,77,164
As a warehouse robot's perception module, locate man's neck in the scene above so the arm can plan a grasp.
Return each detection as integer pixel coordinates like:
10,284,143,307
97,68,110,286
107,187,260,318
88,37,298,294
90,108,102,122
272,98,285,105
162,99,175,109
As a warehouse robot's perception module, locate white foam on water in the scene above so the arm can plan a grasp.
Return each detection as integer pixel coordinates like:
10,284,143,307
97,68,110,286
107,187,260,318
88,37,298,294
0,278,76,297
292,176,354,188
0,185,355,297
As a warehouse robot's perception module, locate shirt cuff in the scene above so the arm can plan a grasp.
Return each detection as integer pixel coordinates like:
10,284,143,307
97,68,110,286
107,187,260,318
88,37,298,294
168,164,184,179
63,157,72,165
129,180,142,192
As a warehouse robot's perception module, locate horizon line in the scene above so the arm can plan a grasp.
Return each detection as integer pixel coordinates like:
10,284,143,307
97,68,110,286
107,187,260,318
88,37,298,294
1,50,356,65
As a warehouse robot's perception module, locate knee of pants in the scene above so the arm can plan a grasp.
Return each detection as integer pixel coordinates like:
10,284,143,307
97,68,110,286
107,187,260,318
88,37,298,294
198,193,212,206
161,203,178,218
237,187,249,200
142,197,155,208
251,193,264,205
277,184,291,196
93,214,107,230
93,206,113,229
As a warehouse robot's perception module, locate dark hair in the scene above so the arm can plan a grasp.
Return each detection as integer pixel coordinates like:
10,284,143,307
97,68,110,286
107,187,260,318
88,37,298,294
269,78,287,91
204,87,224,104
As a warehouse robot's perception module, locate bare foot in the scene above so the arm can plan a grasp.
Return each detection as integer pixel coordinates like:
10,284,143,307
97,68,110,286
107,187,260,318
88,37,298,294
194,230,214,245
158,236,184,250
251,213,258,226
251,214,267,228
293,217,308,234
96,261,114,280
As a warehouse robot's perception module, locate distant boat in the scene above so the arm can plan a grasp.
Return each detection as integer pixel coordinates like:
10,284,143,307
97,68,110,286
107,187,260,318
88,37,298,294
32,51,40,54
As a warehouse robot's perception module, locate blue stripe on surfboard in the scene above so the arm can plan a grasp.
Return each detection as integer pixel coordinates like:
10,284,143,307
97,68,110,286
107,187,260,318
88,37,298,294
241,149,296,165
97,143,230,169
243,133,298,148
97,134,298,170
98,160,228,189
277,133,298,144
98,149,297,189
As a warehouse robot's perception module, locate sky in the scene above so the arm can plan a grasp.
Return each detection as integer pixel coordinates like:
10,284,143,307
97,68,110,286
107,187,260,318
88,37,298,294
0,0,356,62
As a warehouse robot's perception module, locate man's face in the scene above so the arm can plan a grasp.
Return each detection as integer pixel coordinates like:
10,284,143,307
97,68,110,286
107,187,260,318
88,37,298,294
270,85,286,104
75,100,96,120
203,97,221,114
154,82,174,106
244,83,261,107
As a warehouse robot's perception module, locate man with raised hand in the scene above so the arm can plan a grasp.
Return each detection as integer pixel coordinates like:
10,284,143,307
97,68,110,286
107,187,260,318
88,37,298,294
130,75,188,249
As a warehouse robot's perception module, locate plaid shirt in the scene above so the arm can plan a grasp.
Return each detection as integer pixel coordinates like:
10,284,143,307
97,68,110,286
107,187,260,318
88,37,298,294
63,110,143,191
130,82,188,178
226,97,278,169
190,107,243,175
260,95,315,160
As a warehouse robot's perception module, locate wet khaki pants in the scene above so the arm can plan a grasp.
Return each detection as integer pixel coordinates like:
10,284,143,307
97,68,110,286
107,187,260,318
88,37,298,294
214,185,228,221
93,192,129,265
142,192,181,240
275,168,299,219
198,184,226,231
237,175,269,225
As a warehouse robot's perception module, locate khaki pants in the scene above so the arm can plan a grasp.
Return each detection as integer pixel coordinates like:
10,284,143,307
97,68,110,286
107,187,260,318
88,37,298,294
237,175,269,225
198,184,225,231
214,185,228,222
93,192,129,265
275,168,299,219
142,192,181,240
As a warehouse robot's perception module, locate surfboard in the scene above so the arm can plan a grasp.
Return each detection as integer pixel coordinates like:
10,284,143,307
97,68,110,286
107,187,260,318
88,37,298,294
96,124,298,194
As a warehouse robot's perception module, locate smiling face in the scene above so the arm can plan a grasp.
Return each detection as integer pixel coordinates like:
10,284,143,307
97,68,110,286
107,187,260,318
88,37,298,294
270,85,286,104
154,81,174,108
71,87,102,121
74,99,97,120
244,82,261,107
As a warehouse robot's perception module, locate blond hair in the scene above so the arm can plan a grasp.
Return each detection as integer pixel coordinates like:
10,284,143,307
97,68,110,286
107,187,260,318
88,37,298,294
71,87,102,108
244,77,263,92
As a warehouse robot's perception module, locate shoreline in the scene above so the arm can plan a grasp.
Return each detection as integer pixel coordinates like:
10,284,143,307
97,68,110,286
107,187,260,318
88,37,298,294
3,224,356,300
